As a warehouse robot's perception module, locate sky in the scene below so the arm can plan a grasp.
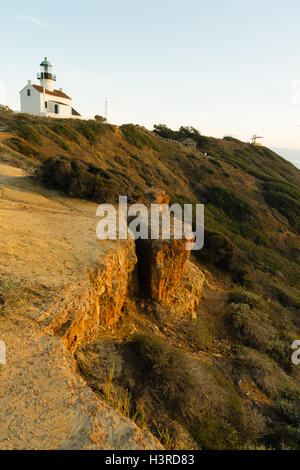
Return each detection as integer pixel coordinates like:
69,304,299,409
1,0,300,166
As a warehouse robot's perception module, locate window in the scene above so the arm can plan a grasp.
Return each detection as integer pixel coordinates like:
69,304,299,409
27,89,31,97
54,104,59,114
45,101,47,109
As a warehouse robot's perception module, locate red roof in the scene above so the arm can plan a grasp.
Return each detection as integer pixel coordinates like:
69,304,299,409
32,84,71,100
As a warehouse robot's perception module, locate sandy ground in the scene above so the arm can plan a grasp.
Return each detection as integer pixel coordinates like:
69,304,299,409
0,163,161,449
0,163,108,288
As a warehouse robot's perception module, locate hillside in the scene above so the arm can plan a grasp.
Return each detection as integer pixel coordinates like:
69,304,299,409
0,106,300,450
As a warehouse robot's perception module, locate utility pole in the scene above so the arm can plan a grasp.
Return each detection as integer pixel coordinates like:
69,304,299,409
105,98,108,122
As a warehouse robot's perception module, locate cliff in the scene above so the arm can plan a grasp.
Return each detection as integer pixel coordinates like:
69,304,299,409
0,163,161,449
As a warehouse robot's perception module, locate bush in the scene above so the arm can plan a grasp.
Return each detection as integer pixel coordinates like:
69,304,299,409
95,115,107,123
271,390,300,449
6,137,39,157
209,159,222,169
190,417,240,450
272,425,300,449
275,392,300,426
229,303,273,351
77,122,98,145
237,348,290,398
38,155,135,203
264,191,300,233
129,334,195,414
263,181,300,202
0,105,13,115
196,230,253,284
206,186,258,225
229,287,261,309
51,122,80,144
14,124,42,145
75,120,111,145
128,334,245,449
271,284,300,310
268,332,294,371
121,125,159,151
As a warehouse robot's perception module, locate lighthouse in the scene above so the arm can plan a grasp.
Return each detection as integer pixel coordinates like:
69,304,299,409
19,57,81,118
37,57,56,92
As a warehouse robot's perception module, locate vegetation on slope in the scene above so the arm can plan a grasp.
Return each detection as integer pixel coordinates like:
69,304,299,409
0,107,300,449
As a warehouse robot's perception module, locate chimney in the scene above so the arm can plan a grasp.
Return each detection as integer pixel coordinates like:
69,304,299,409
28,80,32,86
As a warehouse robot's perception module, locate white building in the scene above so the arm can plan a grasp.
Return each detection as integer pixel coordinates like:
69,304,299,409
19,58,81,119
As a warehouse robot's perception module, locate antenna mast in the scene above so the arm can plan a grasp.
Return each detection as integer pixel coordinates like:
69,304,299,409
105,98,108,122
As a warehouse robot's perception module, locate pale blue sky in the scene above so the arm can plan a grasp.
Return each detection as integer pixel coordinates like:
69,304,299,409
1,0,300,163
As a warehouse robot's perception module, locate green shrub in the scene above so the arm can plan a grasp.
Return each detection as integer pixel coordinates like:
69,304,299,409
190,417,240,450
121,125,159,151
271,284,300,310
51,122,80,144
74,119,112,145
14,113,33,122
209,159,222,169
206,186,258,225
196,230,252,284
77,122,98,145
263,181,300,202
94,115,107,123
237,348,290,398
14,124,42,145
272,425,300,449
275,392,300,425
0,105,13,115
38,126,69,150
229,303,273,351
264,191,300,233
229,233,300,286
52,135,69,151
229,287,261,308
6,137,39,157
268,332,294,371
129,334,195,412
270,390,300,449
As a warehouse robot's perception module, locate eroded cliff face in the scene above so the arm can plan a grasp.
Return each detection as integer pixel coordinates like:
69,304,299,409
39,239,137,353
41,232,204,354
165,260,205,318
136,238,190,303
39,187,205,355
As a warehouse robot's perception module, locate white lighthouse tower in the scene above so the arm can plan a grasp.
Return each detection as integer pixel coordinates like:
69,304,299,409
37,57,56,92
19,57,81,118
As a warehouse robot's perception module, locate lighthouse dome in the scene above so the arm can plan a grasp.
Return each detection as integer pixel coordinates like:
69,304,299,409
40,57,52,68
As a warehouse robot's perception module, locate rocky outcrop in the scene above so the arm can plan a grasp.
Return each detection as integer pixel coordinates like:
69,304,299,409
143,187,170,207
39,240,137,353
135,188,205,316
136,237,190,303
164,260,205,318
